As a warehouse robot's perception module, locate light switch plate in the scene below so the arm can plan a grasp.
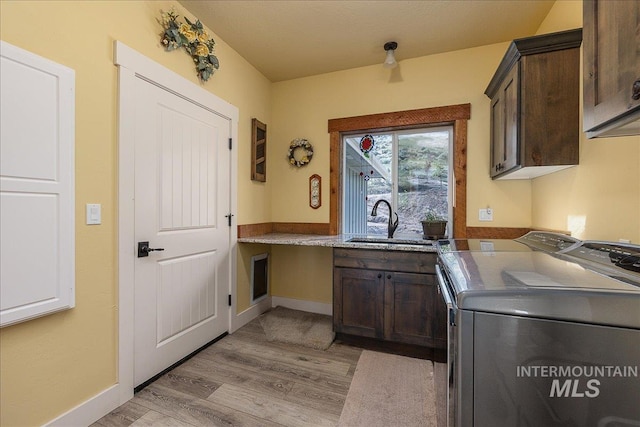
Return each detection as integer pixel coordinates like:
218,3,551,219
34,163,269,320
479,208,493,221
86,203,101,225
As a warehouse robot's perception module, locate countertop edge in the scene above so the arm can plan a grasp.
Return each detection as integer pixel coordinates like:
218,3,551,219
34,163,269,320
237,233,437,253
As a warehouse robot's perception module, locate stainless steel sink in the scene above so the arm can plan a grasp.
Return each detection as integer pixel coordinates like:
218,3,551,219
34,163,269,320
347,237,433,246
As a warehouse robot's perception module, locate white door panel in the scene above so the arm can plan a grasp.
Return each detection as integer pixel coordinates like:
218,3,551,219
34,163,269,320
0,41,75,327
133,78,230,386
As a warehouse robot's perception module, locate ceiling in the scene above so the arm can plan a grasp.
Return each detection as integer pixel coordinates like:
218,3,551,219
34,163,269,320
179,0,556,82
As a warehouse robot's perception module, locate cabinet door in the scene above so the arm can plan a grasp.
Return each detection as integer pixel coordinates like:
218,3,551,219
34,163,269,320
583,0,640,135
490,64,519,178
489,90,505,177
521,49,580,166
333,267,384,338
383,272,440,346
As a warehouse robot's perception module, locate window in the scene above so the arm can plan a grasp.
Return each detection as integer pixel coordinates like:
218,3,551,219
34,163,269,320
328,104,470,238
342,127,453,237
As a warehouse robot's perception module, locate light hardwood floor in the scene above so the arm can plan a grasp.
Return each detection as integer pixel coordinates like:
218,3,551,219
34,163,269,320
92,318,363,427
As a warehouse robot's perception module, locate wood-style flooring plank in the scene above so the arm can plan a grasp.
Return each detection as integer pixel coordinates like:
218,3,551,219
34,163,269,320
197,344,353,395
130,410,195,427
133,383,282,427
285,382,346,416
208,383,339,427
172,356,295,398
151,368,222,400
212,334,352,377
94,316,363,427
91,401,150,427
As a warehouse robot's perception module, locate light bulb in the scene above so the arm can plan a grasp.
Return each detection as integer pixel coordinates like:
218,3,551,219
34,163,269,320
383,41,398,69
383,50,397,68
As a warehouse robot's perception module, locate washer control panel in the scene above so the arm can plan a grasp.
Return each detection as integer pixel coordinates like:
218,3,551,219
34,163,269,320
565,241,640,276
515,231,582,253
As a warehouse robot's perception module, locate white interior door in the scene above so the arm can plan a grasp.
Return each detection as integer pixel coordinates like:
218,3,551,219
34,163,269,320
133,77,230,386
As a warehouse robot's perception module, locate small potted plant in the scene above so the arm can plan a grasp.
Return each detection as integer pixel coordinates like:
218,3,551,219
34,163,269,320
421,210,448,240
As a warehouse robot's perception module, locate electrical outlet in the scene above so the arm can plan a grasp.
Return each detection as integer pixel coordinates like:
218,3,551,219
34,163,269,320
479,208,493,221
480,241,495,251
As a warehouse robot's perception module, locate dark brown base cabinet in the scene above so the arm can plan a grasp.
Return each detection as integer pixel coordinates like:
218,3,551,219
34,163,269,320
333,248,447,349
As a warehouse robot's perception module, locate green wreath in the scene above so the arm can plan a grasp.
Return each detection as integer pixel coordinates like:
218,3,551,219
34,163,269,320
288,138,314,167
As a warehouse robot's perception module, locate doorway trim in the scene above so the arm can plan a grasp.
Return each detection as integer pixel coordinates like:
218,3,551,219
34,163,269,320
114,41,238,405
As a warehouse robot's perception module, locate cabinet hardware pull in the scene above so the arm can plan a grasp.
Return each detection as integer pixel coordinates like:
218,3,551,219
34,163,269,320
387,274,392,279
377,274,382,279
632,79,640,101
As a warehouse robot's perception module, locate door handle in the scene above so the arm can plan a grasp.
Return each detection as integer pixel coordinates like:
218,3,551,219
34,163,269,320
137,241,165,258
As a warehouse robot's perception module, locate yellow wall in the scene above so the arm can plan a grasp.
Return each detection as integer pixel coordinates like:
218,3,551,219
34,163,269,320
270,42,531,227
0,1,271,425
532,1,640,242
271,246,333,304
267,35,533,302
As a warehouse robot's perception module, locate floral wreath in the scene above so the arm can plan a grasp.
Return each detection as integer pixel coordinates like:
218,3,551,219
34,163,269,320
288,139,314,167
160,8,219,82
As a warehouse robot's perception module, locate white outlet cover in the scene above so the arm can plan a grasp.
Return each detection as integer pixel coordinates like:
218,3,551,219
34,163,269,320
479,208,493,221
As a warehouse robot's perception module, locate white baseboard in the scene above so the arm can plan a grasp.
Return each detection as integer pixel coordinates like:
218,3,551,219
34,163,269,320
271,296,333,316
230,296,272,333
45,383,128,427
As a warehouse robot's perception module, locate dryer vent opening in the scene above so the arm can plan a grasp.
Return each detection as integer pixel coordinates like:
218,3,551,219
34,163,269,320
251,253,269,304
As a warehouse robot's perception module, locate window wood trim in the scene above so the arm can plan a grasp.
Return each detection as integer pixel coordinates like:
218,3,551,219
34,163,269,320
328,104,470,237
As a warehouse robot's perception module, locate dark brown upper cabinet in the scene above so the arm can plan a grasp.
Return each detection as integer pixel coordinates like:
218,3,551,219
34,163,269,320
251,118,267,182
583,0,640,138
485,29,582,180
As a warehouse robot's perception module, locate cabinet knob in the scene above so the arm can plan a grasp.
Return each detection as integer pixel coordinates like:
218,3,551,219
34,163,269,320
632,79,640,101
387,274,392,279
377,274,382,279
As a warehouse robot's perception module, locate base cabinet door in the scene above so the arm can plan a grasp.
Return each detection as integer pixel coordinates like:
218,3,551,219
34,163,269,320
384,272,438,346
333,267,384,339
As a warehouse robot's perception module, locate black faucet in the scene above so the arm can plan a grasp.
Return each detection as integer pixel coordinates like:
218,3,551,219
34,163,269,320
371,199,399,238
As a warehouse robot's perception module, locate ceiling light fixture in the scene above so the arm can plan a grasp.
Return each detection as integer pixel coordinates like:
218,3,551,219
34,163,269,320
383,41,398,69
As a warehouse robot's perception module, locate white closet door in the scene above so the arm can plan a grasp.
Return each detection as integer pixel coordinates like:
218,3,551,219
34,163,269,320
0,41,75,327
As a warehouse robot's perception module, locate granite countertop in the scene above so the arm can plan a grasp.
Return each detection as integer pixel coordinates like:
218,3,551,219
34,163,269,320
237,233,437,253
